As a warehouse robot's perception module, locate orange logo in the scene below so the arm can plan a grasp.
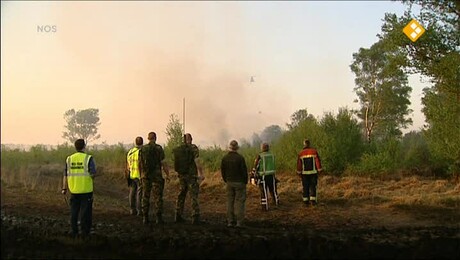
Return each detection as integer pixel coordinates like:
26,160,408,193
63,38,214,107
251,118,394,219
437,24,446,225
403,19,425,42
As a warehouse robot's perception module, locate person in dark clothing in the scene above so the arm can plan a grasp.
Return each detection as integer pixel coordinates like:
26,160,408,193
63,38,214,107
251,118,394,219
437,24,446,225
297,139,323,206
139,132,170,225
174,133,205,225
220,140,248,227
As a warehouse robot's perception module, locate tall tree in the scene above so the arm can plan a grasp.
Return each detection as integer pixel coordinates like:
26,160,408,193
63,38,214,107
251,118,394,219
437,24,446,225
260,125,283,144
165,113,184,149
350,40,412,143
286,108,316,130
379,0,460,169
251,132,262,148
62,108,101,144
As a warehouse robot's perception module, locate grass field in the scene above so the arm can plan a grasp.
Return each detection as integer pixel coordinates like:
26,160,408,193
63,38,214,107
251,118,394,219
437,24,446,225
1,148,460,259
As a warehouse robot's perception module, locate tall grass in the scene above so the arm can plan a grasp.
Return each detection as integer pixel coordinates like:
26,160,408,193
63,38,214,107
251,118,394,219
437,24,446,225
2,144,459,211
1,144,128,190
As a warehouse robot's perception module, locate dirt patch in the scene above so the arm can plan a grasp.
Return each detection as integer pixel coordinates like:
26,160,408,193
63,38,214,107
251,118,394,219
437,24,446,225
1,175,460,259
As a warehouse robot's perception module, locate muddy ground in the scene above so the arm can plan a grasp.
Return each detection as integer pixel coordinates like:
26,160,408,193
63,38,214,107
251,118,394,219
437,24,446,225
1,174,459,259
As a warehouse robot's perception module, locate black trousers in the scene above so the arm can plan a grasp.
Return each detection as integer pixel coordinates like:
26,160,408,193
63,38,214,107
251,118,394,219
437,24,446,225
259,175,279,208
301,174,318,201
70,192,93,236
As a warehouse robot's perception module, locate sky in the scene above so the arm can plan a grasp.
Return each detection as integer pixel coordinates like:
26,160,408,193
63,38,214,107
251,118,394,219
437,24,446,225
1,1,428,147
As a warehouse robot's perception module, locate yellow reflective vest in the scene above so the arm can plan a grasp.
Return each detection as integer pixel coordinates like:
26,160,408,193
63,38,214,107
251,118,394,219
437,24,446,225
66,152,93,194
127,147,141,179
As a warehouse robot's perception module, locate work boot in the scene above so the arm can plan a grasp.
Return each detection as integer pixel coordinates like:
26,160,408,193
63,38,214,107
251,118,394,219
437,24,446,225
304,201,310,207
192,215,203,225
310,200,317,206
175,213,184,223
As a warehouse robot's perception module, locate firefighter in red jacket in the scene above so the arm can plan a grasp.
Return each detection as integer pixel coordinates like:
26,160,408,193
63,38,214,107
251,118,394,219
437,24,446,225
297,139,322,206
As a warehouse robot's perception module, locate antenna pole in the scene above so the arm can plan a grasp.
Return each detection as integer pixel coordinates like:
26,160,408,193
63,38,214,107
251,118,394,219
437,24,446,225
182,98,186,134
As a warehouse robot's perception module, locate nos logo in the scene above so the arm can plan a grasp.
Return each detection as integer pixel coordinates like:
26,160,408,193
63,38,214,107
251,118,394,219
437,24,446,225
37,25,57,33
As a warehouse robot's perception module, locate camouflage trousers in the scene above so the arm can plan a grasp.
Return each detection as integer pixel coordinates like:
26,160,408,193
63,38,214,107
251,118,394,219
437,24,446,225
141,173,165,219
176,174,200,218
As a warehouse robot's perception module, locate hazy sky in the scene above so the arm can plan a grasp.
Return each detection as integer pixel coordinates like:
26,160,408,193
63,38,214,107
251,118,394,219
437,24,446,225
1,1,427,147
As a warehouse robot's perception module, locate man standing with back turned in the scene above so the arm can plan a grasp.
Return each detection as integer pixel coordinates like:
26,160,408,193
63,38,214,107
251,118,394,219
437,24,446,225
220,140,248,227
252,143,279,211
125,136,143,216
173,133,205,225
139,132,170,225
297,139,323,207
62,139,97,238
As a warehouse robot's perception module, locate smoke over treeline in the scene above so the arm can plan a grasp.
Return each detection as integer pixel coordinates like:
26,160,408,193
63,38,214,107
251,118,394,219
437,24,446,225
54,2,292,146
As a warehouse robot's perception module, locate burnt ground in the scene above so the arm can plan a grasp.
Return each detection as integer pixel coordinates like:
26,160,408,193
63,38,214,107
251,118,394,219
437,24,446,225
1,174,460,259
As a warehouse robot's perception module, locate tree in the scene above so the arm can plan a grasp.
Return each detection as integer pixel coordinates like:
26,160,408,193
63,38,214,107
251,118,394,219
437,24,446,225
260,125,283,144
400,130,431,170
165,113,183,149
62,108,101,144
286,109,316,130
251,133,262,148
273,116,324,171
350,40,412,143
320,108,364,174
378,0,460,172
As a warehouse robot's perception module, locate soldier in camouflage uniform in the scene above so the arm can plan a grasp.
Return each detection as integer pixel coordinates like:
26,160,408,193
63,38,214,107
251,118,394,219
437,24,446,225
174,133,205,224
139,132,170,225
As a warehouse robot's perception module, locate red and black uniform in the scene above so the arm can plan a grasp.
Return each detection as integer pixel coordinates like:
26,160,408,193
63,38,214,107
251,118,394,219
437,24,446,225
297,146,322,205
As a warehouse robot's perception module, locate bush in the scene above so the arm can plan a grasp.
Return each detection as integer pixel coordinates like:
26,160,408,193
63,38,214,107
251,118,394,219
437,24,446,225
200,145,225,172
400,131,431,171
347,138,401,176
273,117,325,171
320,108,364,175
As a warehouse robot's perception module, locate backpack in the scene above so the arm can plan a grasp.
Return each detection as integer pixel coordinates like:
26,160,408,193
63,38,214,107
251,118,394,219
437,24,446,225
173,144,194,174
140,143,159,173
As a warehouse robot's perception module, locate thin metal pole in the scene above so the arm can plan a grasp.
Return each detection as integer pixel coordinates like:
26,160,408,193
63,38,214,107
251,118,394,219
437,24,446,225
183,98,186,134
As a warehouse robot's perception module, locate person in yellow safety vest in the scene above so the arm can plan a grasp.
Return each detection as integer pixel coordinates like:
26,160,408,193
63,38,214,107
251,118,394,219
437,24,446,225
62,139,97,238
296,139,323,207
251,143,279,211
125,136,143,216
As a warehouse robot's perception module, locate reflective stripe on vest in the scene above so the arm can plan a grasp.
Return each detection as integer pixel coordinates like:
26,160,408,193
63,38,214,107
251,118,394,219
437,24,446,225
127,147,140,179
66,152,93,193
300,154,317,174
259,152,275,176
